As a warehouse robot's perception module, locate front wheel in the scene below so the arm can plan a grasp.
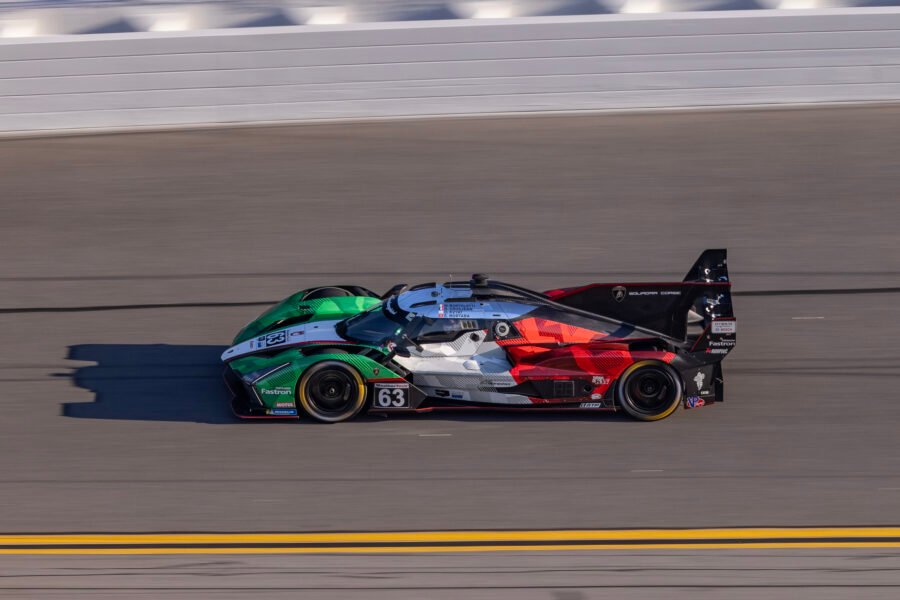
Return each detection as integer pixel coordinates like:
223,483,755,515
616,361,683,421
296,361,367,423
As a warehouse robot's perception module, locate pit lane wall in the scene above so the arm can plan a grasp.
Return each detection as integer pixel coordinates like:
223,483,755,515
1,8,899,134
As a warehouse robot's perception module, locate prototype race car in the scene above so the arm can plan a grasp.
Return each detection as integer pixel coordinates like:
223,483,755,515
222,249,735,422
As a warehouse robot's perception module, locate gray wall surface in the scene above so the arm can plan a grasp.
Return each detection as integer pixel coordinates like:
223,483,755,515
2,9,900,133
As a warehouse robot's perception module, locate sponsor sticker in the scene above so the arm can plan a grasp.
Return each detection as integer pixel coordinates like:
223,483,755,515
580,402,603,408
711,320,736,334
693,372,705,390
685,396,705,409
275,402,295,408
445,302,480,319
591,375,609,385
612,286,627,302
708,339,736,347
260,387,291,396
267,409,298,416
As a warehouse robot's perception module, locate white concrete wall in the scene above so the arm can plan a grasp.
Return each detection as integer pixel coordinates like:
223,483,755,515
1,9,899,133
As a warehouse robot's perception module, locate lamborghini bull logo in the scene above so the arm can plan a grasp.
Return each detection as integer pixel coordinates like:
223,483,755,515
612,286,627,302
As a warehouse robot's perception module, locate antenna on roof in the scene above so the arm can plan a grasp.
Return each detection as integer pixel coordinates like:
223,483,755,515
471,273,489,288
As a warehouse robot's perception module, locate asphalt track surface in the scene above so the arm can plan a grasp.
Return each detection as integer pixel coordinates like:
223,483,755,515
1,105,900,597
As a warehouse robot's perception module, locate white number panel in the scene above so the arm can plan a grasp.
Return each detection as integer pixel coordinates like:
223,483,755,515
373,382,410,408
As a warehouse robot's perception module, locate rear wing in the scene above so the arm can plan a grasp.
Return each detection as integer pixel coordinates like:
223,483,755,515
548,249,734,343
682,249,735,352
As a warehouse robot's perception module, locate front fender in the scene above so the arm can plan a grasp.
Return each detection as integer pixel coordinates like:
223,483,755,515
244,353,407,411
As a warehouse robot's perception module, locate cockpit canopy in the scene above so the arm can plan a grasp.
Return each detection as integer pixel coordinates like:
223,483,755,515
338,277,544,347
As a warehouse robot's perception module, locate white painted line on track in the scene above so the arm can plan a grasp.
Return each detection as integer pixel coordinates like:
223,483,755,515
631,469,664,473
6,100,896,140
792,316,826,320
418,433,452,437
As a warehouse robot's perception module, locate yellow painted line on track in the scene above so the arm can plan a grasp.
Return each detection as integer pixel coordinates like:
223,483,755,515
2,542,900,555
3,527,900,545
1,528,899,555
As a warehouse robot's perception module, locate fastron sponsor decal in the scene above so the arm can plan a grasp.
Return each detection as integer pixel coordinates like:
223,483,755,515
260,388,292,396
708,339,736,347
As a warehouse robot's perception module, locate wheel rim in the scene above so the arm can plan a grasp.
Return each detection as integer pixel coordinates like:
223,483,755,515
623,366,678,416
306,369,358,418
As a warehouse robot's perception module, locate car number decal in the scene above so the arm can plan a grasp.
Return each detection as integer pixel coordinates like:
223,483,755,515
257,331,287,348
374,382,410,408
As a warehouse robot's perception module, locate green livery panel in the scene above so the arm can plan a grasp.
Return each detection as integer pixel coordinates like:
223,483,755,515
231,351,404,411
233,295,380,345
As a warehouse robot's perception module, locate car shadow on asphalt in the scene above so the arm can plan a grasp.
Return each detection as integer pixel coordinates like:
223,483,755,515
61,343,632,425
62,344,237,424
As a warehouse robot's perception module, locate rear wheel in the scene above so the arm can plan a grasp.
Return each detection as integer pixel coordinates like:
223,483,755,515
616,361,682,421
296,361,367,423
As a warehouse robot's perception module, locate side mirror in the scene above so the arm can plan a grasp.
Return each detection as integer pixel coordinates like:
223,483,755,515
393,345,412,358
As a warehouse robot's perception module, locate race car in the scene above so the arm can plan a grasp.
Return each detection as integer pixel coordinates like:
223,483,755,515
222,249,735,422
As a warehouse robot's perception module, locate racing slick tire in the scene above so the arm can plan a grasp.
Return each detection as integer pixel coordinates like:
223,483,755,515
615,361,683,421
296,361,367,423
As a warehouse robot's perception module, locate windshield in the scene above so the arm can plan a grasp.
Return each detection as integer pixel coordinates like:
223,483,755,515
339,304,403,346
